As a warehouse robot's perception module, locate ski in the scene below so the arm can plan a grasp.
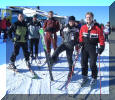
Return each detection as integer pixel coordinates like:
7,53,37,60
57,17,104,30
7,67,19,74
58,71,74,91
44,50,54,81
39,28,54,81
58,50,80,91
72,79,90,98
27,63,41,79
7,64,41,79
82,81,98,100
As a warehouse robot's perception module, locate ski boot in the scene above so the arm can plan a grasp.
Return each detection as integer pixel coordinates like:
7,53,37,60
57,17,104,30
8,62,18,72
90,78,97,87
81,76,89,87
26,61,31,70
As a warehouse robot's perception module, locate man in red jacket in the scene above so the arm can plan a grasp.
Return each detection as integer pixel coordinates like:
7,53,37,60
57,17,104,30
79,12,105,86
43,11,60,55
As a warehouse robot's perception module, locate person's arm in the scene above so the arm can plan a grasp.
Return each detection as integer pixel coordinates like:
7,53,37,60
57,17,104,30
25,23,29,41
98,27,105,46
79,27,83,43
43,20,47,31
56,21,60,32
109,26,111,35
78,26,84,47
39,22,42,28
98,27,105,54
8,23,16,40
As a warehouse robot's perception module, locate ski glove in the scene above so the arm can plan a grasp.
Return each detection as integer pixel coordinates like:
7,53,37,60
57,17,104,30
98,45,105,54
11,37,16,42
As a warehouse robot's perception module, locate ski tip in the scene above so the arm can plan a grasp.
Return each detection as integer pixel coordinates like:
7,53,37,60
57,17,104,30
32,76,42,79
32,74,42,79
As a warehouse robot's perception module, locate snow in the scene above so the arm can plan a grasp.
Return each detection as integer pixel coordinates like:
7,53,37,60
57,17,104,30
0,36,109,95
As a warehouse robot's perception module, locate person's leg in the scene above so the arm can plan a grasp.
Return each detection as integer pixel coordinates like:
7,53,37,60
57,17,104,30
52,43,66,62
89,46,98,79
45,34,51,54
107,34,108,42
81,47,89,77
29,39,34,57
66,47,74,72
21,42,30,63
34,38,39,58
105,34,108,42
52,34,57,51
10,42,20,68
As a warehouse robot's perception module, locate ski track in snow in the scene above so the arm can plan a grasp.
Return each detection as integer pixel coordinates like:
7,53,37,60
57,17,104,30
1,35,109,95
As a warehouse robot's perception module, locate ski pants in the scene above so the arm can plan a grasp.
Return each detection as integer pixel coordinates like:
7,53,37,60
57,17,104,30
81,44,98,79
52,43,74,71
29,38,39,56
104,34,108,42
10,42,30,62
45,32,57,54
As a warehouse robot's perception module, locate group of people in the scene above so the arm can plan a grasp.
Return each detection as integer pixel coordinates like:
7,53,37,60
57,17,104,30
0,17,11,41
7,11,106,86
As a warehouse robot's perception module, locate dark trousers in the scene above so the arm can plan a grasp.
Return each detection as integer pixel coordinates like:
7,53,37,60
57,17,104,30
10,42,29,62
81,44,98,79
29,38,39,57
52,43,74,71
105,34,108,42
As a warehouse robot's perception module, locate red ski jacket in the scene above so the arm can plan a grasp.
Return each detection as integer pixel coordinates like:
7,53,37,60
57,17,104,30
79,24,105,46
43,18,60,34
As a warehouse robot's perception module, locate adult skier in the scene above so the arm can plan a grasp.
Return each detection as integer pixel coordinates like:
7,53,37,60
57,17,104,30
1,17,7,42
8,13,30,71
43,11,60,55
50,16,79,78
103,22,111,42
28,14,41,59
79,12,105,86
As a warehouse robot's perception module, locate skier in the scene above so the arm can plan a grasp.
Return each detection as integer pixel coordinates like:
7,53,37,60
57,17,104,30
50,16,79,78
43,11,60,55
1,17,7,42
79,12,105,86
8,13,30,71
103,22,111,42
28,14,41,59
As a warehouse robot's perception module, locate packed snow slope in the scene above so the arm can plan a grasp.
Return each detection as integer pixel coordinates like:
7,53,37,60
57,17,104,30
4,34,109,95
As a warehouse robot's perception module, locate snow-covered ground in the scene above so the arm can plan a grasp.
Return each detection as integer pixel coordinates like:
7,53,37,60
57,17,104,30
0,39,6,100
0,35,109,95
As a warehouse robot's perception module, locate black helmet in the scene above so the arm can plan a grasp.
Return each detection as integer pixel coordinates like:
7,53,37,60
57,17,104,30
69,16,75,21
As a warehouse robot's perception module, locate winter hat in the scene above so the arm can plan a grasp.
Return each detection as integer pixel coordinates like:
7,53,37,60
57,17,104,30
33,14,37,18
69,16,75,21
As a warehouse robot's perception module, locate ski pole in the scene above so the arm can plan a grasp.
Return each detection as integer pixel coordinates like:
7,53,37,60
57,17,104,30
99,54,102,100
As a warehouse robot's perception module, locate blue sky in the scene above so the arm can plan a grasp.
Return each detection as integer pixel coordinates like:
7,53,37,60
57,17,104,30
40,6,109,25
